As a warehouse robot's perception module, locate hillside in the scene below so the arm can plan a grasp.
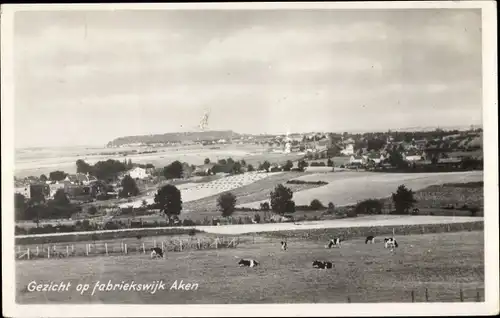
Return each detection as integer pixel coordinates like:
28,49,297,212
107,130,241,147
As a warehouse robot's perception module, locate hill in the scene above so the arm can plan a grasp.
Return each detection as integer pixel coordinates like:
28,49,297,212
107,130,240,147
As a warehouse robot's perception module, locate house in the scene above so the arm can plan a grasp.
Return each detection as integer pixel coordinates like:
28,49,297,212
341,143,355,156
15,186,31,199
349,155,364,164
49,183,65,198
363,152,385,164
193,163,216,176
404,150,423,162
128,167,149,180
63,173,95,185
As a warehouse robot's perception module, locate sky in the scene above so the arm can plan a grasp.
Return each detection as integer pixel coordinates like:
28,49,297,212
13,9,483,148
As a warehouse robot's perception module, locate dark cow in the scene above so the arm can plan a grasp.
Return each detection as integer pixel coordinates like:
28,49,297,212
365,236,376,244
238,259,259,268
150,247,164,259
312,260,334,269
326,237,342,248
281,241,287,251
384,237,399,249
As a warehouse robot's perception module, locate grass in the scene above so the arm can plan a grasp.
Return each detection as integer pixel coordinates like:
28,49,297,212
16,231,484,304
238,171,483,209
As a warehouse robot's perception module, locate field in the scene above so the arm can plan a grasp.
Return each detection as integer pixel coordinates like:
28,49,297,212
15,144,304,178
237,171,483,209
16,231,484,304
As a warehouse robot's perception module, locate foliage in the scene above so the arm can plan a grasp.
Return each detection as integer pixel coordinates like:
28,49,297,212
49,170,68,181
270,184,295,215
163,161,184,179
327,202,335,214
217,192,237,217
53,189,70,206
259,161,271,172
14,193,27,221
154,184,182,220
283,160,294,171
392,184,417,214
119,175,140,198
260,201,270,211
204,158,211,164
309,199,325,210
253,213,261,223
76,159,93,174
247,164,255,172
39,174,48,182
297,160,308,171
327,158,334,167
354,199,384,215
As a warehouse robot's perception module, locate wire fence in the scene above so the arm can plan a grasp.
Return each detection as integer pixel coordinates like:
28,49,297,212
15,236,245,260
344,286,485,303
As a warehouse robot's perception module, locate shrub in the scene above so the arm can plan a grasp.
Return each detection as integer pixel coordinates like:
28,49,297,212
253,213,261,223
309,199,325,210
346,209,357,218
327,202,335,214
355,199,384,215
260,202,270,211
182,219,195,226
469,207,480,216
188,228,197,236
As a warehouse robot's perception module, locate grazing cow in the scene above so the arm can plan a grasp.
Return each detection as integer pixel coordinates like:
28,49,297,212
365,236,376,244
238,259,259,268
312,260,334,269
281,241,287,251
326,237,342,248
150,247,164,259
384,237,399,249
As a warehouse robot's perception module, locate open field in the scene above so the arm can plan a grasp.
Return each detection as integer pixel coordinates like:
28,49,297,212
237,171,483,209
15,144,304,178
182,171,320,217
16,231,484,304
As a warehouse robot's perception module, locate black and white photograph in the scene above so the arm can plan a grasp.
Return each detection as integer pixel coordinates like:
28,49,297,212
1,2,498,317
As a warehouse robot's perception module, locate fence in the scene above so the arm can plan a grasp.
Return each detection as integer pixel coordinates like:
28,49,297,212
344,287,485,303
15,236,242,260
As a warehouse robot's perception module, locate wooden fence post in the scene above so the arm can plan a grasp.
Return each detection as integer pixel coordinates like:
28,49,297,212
197,238,201,249
154,240,157,248
27,248,30,260
476,290,480,302
105,243,108,256
460,289,464,302
86,244,89,256
142,243,146,254
161,241,164,254
124,244,128,255
36,246,39,257
425,288,429,302
71,245,74,253
411,290,415,302
47,247,50,259
179,240,183,252
215,238,218,249
347,296,351,303
66,246,69,257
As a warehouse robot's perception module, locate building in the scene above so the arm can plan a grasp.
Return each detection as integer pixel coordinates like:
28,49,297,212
363,153,385,164
404,150,424,162
128,167,149,179
193,163,216,176
349,155,364,164
341,143,355,156
49,183,65,198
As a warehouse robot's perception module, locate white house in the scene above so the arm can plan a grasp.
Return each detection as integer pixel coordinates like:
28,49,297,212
341,143,355,156
349,155,364,164
128,167,149,179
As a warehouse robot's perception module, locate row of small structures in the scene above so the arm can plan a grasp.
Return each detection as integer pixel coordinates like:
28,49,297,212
16,236,241,260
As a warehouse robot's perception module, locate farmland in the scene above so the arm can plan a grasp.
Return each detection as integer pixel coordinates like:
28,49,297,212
16,231,484,304
237,171,483,209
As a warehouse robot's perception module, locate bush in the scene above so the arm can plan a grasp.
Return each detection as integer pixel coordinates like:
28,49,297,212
260,202,270,211
355,199,384,215
253,213,261,223
346,209,357,218
309,199,324,210
182,219,196,226
469,207,480,216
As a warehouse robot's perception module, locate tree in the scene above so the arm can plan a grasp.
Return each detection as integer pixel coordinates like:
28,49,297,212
218,159,227,165
53,189,70,206
355,199,383,215
119,175,139,198
391,184,417,214
298,160,308,172
163,161,183,179
217,192,237,217
310,199,324,210
14,193,27,220
260,161,271,172
270,184,295,215
76,159,93,174
40,174,48,182
240,159,247,166
247,164,255,172
283,160,293,171
260,202,270,211
388,150,406,168
327,158,334,167
92,159,127,181
227,158,235,165
204,158,211,164
154,184,182,221
232,161,242,174
88,206,98,215
49,170,67,181
327,202,335,214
